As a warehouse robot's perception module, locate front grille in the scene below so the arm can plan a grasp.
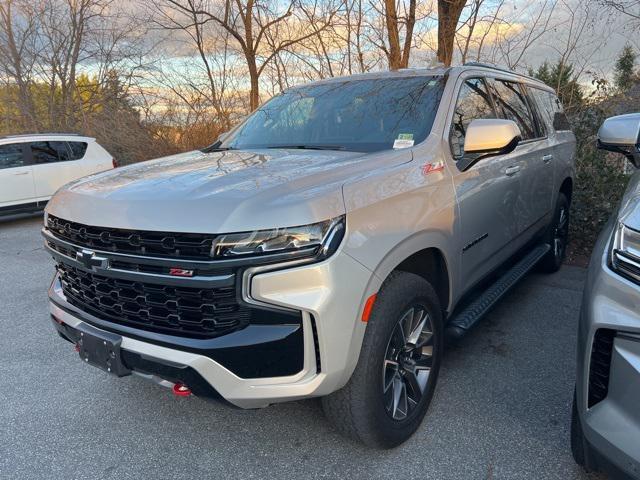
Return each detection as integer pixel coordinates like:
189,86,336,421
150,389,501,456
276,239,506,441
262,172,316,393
47,215,218,260
588,329,615,408
57,263,250,338
46,238,229,277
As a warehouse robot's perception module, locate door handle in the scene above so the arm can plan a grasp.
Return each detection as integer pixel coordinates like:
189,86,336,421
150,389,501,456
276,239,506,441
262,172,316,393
505,165,521,176
542,154,553,164
13,171,30,176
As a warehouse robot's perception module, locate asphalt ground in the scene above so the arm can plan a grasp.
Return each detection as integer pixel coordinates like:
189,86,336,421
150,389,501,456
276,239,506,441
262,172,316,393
0,214,605,479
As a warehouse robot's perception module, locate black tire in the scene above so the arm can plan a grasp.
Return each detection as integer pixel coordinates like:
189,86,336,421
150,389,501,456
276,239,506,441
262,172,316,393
539,192,570,273
321,271,443,448
571,388,588,467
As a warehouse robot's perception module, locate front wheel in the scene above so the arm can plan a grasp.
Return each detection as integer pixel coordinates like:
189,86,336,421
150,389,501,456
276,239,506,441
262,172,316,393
539,192,570,273
321,271,443,448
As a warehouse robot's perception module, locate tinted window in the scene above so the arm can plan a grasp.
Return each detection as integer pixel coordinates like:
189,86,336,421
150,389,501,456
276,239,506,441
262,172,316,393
223,76,446,153
529,88,554,132
0,143,25,170
449,78,496,158
31,141,72,164
524,87,547,137
488,80,537,140
529,88,571,132
67,141,88,160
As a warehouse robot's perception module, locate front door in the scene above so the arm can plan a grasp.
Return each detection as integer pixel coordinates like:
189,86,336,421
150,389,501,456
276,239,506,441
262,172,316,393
447,76,523,292
0,142,35,208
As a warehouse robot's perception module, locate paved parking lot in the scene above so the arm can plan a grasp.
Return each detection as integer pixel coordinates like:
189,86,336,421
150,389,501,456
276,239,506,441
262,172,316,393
0,215,605,479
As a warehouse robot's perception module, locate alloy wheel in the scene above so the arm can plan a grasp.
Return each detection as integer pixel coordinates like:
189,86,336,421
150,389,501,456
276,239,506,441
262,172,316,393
382,305,434,421
554,205,569,260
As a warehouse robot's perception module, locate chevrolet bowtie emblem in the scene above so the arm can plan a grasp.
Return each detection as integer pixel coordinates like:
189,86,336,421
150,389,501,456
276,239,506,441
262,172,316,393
76,249,109,270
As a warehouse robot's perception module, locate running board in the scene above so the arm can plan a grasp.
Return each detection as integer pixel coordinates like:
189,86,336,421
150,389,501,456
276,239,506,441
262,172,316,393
445,243,551,341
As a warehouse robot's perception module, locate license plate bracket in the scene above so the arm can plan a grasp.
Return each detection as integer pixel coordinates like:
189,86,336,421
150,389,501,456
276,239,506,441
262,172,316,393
76,323,131,377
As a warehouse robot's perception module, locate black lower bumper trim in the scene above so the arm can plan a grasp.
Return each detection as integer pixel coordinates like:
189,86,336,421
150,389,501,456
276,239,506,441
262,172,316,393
53,316,229,403
50,277,305,379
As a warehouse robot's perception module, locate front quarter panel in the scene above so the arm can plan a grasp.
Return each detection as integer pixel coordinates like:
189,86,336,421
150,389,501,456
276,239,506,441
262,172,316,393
342,135,458,311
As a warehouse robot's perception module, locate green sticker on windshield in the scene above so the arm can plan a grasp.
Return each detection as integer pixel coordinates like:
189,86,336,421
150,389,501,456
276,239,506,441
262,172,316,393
397,133,414,140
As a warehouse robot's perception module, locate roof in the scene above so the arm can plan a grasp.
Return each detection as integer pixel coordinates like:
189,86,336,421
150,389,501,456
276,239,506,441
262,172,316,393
458,62,554,91
288,62,553,93
287,66,451,89
0,133,95,142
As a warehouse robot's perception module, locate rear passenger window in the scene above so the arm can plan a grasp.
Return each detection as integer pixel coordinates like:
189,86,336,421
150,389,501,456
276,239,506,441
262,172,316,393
0,143,25,170
529,88,555,132
529,88,571,132
450,78,496,158
524,87,547,137
30,141,72,164
488,80,537,141
67,141,88,160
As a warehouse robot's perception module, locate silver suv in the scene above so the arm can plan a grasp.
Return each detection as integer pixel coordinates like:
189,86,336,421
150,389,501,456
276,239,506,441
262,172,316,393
43,64,575,448
572,113,640,479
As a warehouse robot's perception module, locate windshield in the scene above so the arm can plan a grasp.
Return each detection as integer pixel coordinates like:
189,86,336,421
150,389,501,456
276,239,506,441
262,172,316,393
222,76,446,153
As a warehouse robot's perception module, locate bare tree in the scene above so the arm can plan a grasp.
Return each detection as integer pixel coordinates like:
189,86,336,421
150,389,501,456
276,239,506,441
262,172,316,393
455,0,506,64
0,0,40,130
382,0,416,69
437,0,467,66
599,0,640,21
22,0,152,131
493,0,558,69
158,0,338,111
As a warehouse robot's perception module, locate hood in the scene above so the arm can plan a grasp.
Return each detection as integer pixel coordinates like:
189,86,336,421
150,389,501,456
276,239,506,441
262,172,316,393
46,147,410,233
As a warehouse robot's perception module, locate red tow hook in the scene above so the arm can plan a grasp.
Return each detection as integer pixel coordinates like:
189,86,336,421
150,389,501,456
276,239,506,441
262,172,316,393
172,383,192,397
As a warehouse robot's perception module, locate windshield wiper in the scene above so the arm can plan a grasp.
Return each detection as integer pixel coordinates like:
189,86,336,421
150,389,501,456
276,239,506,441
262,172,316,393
201,146,236,153
200,140,236,153
266,144,346,151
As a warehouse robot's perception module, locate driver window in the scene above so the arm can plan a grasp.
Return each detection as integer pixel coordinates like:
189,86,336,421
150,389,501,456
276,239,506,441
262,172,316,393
449,78,496,159
0,143,25,170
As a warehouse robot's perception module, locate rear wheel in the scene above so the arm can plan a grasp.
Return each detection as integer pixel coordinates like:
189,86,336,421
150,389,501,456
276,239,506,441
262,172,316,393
321,271,443,448
539,192,569,273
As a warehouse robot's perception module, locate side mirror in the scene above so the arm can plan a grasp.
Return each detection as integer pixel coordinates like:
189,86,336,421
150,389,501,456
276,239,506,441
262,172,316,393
597,113,640,168
459,119,521,171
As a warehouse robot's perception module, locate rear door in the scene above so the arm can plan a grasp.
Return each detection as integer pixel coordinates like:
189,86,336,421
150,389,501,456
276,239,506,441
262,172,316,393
0,142,36,208
68,140,110,174
487,78,553,237
30,140,84,199
530,87,575,189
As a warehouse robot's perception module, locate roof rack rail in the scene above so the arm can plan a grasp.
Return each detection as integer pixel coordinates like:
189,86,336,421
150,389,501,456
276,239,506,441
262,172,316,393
0,132,83,140
462,61,541,83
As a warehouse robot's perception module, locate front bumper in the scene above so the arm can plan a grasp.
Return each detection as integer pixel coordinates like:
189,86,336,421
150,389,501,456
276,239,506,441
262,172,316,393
578,226,640,479
48,250,378,409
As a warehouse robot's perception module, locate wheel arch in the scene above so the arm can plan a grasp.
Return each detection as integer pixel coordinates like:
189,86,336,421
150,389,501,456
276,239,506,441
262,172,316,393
392,248,450,314
560,176,573,204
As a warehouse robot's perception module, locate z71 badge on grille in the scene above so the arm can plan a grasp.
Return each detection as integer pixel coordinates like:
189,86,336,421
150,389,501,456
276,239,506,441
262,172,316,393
169,268,195,277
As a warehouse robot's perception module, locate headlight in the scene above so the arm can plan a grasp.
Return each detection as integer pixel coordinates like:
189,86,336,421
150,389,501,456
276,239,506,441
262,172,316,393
211,215,345,259
610,222,640,282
